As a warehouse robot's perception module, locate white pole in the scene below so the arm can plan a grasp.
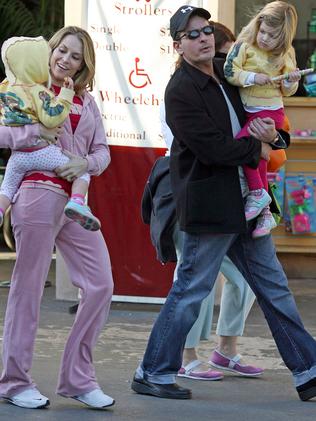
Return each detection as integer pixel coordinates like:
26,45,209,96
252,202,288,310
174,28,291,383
56,0,88,301
205,0,236,33
64,0,87,27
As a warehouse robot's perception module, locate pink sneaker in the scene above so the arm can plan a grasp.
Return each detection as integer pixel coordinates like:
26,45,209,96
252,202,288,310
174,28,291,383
64,201,101,231
209,350,263,377
252,209,277,238
178,359,223,381
245,189,271,221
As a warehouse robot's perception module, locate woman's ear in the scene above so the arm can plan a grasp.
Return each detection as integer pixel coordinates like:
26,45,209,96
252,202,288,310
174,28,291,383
174,40,183,55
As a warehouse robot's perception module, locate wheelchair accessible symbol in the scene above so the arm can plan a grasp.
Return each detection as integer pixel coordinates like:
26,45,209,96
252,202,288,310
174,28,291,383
128,57,152,89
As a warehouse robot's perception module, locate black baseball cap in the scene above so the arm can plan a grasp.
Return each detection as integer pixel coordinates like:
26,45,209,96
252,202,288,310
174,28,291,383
170,5,211,40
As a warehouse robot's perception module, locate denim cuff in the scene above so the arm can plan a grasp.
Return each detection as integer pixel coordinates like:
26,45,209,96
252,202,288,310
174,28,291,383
136,364,176,384
293,364,316,387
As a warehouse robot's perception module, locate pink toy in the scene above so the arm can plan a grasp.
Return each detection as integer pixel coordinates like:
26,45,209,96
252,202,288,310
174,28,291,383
290,188,312,233
292,212,311,233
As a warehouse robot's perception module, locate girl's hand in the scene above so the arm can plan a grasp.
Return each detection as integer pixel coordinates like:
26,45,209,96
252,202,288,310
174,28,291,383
39,124,63,144
55,151,88,181
63,76,74,90
254,73,271,85
286,68,301,83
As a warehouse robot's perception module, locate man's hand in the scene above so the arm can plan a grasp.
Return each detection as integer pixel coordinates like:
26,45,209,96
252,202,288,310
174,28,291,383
55,151,88,181
248,117,278,144
261,142,272,161
39,125,63,144
254,73,271,85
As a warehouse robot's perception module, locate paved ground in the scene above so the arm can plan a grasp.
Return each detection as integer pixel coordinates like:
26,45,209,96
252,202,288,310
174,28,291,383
0,260,316,420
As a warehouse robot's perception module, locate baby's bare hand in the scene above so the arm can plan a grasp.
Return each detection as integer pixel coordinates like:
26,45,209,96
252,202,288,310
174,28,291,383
39,125,64,144
63,77,74,90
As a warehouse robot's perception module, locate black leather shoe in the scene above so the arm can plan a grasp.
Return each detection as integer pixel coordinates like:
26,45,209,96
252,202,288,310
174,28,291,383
131,376,192,399
296,377,316,401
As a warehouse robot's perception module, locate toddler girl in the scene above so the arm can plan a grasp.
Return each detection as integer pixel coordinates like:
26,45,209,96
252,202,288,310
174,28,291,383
0,36,100,230
224,1,300,238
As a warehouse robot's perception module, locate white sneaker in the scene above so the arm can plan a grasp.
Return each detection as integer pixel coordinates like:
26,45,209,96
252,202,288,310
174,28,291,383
72,389,115,408
6,388,50,409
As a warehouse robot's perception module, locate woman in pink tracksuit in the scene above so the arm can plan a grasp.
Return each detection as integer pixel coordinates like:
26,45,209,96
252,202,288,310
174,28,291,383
0,27,115,410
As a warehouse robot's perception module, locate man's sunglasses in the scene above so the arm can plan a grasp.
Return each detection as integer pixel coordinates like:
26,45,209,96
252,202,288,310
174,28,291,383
177,25,215,41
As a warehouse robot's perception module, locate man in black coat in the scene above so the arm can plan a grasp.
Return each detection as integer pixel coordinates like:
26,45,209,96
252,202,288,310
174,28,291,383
132,5,316,402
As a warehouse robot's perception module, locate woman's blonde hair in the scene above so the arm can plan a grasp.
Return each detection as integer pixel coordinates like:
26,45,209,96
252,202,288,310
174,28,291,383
237,1,297,57
49,26,95,95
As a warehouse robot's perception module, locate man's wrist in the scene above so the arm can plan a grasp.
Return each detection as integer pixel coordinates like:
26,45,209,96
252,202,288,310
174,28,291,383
270,133,279,144
271,131,288,149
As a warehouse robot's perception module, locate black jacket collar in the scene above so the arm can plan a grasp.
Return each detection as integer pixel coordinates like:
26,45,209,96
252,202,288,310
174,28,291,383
179,57,245,127
181,58,226,90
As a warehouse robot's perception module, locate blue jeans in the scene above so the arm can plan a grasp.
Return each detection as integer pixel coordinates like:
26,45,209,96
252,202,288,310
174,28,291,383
173,226,255,347
138,227,316,387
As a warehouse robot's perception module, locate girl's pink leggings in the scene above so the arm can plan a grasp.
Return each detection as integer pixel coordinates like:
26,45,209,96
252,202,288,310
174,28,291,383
236,108,285,191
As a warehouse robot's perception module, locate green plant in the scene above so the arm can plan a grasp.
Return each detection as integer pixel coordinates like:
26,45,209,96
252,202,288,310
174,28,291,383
0,0,64,79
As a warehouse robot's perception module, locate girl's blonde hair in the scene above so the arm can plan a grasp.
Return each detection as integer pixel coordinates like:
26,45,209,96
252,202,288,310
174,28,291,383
237,1,297,57
49,26,95,95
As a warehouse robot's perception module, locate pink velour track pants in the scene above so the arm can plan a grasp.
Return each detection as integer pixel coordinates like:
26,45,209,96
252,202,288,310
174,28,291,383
0,187,114,398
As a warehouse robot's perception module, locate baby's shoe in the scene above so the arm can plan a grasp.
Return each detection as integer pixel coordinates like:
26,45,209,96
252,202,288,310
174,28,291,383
64,201,101,231
245,189,271,221
252,208,277,238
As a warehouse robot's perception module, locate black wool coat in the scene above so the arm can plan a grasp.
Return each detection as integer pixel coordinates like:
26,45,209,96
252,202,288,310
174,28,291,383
165,58,288,234
141,156,177,263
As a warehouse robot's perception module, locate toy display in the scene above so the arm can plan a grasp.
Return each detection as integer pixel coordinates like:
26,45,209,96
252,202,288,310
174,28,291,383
292,129,316,138
285,175,316,234
268,169,316,235
268,166,285,215
304,69,316,97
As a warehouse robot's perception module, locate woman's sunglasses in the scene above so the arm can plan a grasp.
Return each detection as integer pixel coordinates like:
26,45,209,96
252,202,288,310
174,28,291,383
177,25,215,41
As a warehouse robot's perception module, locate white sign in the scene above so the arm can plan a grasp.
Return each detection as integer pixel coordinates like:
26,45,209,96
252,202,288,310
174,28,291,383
87,0,205,148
